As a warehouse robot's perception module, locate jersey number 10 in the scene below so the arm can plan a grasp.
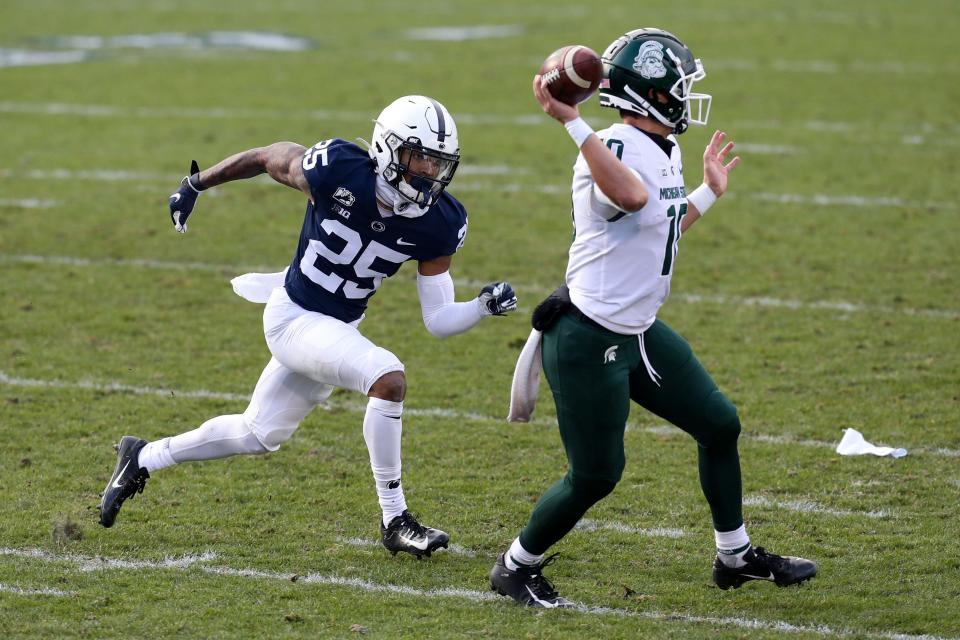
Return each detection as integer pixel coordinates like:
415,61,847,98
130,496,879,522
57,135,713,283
661,203,687,276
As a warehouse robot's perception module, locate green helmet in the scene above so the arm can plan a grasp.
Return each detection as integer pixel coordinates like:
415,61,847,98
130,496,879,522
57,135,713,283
598,28,711,135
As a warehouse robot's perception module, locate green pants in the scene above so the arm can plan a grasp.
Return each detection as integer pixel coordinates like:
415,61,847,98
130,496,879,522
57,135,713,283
519,310,743,555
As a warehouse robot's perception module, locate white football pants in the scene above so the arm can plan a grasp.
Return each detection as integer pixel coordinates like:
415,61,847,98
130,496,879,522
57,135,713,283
143,287,405,483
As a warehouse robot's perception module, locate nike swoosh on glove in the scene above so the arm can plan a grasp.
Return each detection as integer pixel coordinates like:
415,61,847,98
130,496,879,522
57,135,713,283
478,282,519,316
169,160,205,233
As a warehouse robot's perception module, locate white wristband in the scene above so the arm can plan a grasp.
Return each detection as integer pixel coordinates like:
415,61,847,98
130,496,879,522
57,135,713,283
688,183,718,216
564,117,594,148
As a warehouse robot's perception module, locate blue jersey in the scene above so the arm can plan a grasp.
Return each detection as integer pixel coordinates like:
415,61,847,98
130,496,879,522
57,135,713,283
284,139,468,322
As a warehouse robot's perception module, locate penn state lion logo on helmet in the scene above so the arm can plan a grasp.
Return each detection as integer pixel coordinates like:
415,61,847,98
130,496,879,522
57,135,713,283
633,40,667,79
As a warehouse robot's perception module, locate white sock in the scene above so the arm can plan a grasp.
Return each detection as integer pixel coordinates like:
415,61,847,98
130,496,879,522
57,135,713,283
363,397,407,526
505,537,543,570
144,415,268,474
715,524,751,568
138,438,176,473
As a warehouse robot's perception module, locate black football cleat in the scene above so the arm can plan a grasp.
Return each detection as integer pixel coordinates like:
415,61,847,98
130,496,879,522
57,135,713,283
489,553,574,608
380,510,449,559
712,546,817,590
99,436,150,528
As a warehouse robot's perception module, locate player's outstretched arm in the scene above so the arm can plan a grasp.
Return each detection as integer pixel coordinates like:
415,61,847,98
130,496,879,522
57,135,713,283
681,130,740,232
532,75,648,212
167,142,310,233
417,256,518,338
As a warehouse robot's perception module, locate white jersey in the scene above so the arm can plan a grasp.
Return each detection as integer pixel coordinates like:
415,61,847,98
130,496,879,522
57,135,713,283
566,123,689,335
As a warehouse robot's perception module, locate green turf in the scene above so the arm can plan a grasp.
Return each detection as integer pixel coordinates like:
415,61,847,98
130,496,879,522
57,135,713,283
2,0,959,638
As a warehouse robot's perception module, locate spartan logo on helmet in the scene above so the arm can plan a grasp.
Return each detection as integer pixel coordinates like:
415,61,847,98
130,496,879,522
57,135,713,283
634,41,667,79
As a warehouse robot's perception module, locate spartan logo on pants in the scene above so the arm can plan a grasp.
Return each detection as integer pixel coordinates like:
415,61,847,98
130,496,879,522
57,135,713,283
603,345,619,364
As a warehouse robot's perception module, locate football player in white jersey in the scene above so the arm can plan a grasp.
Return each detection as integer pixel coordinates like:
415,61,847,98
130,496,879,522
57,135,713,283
98,96,519,559
490,29,817,607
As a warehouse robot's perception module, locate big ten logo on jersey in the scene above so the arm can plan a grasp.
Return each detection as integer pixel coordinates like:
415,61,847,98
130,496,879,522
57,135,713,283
331,187,355,219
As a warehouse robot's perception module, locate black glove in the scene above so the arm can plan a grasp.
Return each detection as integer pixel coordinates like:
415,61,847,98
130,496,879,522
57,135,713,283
531,284,571,331
168,160,205,233
478,282,518,316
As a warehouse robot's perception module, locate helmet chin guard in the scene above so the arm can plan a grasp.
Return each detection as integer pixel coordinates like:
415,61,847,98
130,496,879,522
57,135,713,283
370,96,460,215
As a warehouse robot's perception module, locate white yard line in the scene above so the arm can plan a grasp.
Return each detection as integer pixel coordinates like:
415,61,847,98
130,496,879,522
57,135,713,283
0,165,524,181
0,101,547,126
743,495,891,519
1,547,217,572
7,163,955,209
752,192,951,210
2,546,955,639
3,101,958,138
2,252,958,320
2,369,958,459
0,582,71,596
4,162,955,208
45,32,313,52
0,369,248,402
734,143,800,155
404,26,524,41
574,519,685,538
0,198,58,208
641,427,958,458
337,537,477,558
671,292,960,320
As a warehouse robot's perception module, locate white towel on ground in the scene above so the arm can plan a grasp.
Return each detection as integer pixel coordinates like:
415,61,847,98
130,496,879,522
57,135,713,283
836,428,907,458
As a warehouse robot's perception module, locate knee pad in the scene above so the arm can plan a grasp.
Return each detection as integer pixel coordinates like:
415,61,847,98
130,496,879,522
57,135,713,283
699,390,741,447
248,407,308,451
567,471,620,503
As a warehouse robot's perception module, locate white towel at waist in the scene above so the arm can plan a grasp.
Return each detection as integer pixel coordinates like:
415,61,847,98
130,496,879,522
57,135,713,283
507,328,542,422
230,268,288,303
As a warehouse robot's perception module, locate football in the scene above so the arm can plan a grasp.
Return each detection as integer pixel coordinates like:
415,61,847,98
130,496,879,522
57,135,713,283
538,45,604,105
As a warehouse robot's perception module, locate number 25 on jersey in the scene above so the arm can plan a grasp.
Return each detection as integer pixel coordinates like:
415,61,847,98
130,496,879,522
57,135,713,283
300,219,410,300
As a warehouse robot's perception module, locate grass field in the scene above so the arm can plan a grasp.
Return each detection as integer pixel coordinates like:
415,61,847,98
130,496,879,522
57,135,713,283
2,1,959,638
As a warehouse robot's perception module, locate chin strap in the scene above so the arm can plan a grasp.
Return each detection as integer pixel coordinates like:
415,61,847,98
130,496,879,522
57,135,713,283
375,176,429,218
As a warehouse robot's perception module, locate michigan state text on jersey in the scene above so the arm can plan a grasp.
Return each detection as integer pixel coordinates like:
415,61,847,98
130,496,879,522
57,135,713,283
100,96,518,561
493,29,815,608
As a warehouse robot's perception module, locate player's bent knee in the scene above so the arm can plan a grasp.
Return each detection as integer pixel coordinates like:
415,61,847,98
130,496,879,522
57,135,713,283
567,471,620,503
249,421,299,452
244,432,271,455
368,370,406,402
698,390,741,447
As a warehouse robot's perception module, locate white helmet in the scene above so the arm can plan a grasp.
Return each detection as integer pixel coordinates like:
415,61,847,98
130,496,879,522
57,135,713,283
370,95,460,213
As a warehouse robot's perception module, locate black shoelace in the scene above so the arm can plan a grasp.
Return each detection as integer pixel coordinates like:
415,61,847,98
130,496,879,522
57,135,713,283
123,471,149,499
394,511,427,538
521,553,562,599
752,547,788,572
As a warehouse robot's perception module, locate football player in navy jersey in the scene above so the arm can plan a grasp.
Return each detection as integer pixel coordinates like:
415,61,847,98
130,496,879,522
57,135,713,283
99,96,518,558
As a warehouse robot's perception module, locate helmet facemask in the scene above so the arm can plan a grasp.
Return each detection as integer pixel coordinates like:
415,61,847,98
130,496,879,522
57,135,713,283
665,49,711,128
382,134,459,208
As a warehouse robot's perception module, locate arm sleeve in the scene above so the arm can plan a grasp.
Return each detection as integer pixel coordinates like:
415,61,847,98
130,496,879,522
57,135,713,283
417,271,486,338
